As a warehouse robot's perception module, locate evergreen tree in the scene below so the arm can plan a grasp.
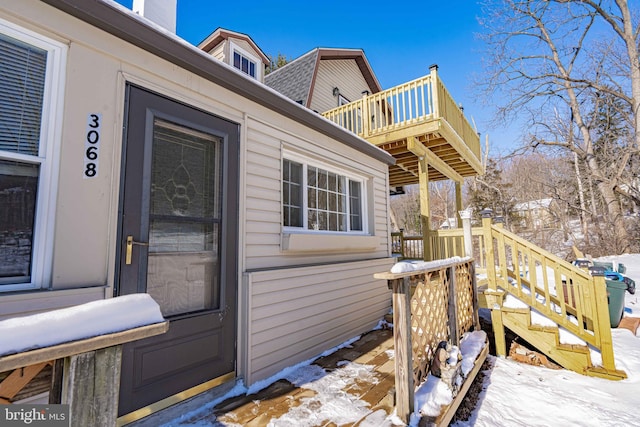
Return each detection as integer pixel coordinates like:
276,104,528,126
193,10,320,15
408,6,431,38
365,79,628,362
266,53,289,74
467,158,515,227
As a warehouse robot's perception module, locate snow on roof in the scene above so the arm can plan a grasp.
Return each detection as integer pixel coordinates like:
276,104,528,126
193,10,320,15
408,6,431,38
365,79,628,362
0,294,164,356
439,217,457,228
513,198,553,212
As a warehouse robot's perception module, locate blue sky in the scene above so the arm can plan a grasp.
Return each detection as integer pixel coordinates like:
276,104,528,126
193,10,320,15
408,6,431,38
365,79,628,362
114,0,513,153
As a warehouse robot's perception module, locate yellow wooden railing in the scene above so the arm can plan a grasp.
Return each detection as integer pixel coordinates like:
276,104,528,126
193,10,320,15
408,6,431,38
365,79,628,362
391,228,485,265
481,218,620,376
434,78,480,159
321,68,481,161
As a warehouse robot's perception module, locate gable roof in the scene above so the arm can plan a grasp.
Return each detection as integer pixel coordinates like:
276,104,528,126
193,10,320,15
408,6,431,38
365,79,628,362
39,0,394,166
265,48,382,108
198,27,269,64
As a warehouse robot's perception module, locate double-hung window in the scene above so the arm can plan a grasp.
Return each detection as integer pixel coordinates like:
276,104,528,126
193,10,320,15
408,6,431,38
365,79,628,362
0,20,66,291
283,156,366,233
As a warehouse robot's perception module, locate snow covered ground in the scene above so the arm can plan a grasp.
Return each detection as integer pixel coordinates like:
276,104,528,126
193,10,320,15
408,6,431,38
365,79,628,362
161,254,640,426
453,253,640,427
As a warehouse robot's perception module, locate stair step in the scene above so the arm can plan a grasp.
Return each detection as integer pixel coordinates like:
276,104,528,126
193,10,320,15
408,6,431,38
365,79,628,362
528,324,560,334
501,307,530,315
585,366,628,380
501,310,594,374
557,343,590,354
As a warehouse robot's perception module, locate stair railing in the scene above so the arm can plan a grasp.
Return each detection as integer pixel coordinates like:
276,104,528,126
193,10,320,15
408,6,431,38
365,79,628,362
480,212,618,374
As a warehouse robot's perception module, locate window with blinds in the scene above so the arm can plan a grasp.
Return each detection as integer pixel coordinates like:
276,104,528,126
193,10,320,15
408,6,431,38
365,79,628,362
0,20,65,291
0,33,47,156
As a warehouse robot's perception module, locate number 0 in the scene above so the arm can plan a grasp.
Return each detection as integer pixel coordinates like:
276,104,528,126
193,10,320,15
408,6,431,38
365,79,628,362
87,130,99,144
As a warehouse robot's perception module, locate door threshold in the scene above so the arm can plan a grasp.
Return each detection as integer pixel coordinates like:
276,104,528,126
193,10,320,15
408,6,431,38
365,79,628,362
117,372,235,426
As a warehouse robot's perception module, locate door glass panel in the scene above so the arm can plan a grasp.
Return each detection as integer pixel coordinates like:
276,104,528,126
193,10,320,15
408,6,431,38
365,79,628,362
146,119,222,317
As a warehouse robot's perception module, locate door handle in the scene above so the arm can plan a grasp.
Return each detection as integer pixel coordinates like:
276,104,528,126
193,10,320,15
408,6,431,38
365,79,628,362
125,235,149,265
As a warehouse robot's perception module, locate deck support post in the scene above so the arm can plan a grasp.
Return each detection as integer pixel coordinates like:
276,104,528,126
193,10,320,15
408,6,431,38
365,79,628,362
418,155,432,261
391,277,414,424
455,182,463,228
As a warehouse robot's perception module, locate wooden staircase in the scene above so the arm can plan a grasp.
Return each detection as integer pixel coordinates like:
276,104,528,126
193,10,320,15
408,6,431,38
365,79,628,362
479,217,627,381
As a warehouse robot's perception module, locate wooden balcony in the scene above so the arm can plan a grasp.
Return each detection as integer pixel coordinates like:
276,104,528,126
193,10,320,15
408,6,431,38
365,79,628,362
322,66,483,185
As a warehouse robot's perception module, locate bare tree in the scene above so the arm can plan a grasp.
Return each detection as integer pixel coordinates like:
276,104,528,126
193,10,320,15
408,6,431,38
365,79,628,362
479,0,640,253
430,181,456,229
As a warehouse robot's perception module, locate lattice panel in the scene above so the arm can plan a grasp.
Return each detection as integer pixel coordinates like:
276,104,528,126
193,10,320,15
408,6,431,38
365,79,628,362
455,261,475,334
410,270,449,384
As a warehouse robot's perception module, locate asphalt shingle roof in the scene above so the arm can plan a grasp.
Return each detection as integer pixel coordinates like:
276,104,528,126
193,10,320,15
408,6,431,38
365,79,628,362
264,49,319,107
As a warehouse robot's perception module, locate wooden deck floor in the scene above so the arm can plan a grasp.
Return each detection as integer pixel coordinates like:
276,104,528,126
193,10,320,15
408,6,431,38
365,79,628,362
176,327,398,426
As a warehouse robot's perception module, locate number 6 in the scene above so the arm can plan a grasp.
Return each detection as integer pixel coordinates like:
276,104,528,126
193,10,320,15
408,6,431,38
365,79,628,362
86,146,98,160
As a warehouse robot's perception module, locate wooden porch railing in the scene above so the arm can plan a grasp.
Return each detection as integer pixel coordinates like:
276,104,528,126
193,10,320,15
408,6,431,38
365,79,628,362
392,227,486,267
321,69,481,160
481,217,619,375
374,258,485,424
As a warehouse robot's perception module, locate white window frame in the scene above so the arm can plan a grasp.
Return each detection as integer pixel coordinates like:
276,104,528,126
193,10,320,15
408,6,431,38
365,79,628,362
282,151,368,235
229,40,262,81
0,19,66,292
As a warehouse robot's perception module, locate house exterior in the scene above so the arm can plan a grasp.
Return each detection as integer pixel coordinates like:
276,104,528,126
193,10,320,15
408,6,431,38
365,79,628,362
265,47,382,113
0,0,395,422
513,198,557,230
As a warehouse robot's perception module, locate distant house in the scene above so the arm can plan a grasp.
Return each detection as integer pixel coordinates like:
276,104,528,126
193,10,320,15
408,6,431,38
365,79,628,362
0,0,395,422
513,198,557,230
439,217,458,229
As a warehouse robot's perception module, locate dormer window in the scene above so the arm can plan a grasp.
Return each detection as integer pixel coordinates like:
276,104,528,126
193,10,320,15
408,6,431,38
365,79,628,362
233,50,256,78
228,40,262,81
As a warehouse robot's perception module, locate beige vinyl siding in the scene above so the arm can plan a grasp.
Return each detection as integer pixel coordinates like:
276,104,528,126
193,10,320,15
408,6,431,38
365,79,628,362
244,257,393,384
0,287,105,321
310,59,371,113
207,42,225,61
244,117,390,270
229,38,257,58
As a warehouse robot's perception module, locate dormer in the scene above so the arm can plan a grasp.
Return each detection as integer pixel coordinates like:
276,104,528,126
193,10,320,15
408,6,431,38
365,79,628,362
198,28,269,83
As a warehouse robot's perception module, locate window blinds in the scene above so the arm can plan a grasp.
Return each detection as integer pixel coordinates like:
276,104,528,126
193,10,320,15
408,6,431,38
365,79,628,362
0,32,47,156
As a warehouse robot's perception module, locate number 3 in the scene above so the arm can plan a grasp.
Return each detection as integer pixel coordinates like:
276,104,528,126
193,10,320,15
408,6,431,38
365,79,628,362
89,114,100,128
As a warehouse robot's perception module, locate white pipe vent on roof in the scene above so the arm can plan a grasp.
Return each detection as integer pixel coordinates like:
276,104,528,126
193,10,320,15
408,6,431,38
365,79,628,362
132,0,177,33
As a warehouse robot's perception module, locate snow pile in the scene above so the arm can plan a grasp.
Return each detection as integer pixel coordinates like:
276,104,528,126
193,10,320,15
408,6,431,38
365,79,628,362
244,334,362,395
270,363,378,425
453,254,640,427
412,331,487,423
0,294,164,356
391,256,470,274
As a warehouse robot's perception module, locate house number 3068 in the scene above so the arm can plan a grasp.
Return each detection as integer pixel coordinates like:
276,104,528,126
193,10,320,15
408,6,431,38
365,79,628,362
84,113,101,178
